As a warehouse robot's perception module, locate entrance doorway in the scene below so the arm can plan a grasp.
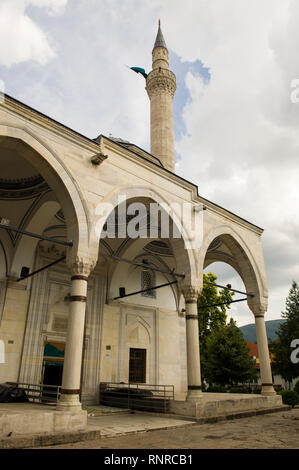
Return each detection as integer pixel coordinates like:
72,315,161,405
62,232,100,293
129,348,146,383
43,362,63,386
42,342,65,402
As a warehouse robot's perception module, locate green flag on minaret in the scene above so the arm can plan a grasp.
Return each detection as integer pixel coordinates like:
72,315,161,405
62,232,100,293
128,66,148,79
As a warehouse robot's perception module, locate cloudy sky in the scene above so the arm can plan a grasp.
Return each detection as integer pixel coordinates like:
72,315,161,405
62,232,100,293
1,0,299,326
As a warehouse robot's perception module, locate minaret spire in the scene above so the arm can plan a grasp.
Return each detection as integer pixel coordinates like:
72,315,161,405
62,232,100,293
146,21,176,172
153,19,167,51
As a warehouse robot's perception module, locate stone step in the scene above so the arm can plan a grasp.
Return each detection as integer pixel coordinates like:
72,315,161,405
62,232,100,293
83,405,130,416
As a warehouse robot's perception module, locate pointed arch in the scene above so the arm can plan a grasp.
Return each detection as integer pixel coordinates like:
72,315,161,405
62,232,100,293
95,185,199,285
199,224,268,311
0,126,93,261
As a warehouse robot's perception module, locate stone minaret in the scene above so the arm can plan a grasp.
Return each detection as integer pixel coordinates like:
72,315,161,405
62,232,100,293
146,21,176,172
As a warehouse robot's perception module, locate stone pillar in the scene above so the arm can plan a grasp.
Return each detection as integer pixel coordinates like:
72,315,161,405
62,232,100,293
57,257,95,411
182,286,202,400
251,306,276,396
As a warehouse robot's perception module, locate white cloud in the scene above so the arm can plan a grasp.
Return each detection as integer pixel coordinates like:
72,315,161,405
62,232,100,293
104,0,296,325
0,0,67,67
25,0,68,16
152,0,299,322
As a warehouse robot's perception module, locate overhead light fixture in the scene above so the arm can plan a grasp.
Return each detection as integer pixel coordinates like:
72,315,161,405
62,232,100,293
193,205,207,213
90,152,108,166
20,266,30,278
119,287,126,297
0,217,10,225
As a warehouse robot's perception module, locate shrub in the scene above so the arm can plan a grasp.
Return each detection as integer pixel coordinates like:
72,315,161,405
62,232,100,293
294,381,299,395
279,390,299,407
229,387,252,394
207,385,227,393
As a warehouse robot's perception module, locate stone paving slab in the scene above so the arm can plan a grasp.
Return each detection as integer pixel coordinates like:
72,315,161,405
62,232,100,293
0,412,196,448
83,405,130,416
87,413,196,438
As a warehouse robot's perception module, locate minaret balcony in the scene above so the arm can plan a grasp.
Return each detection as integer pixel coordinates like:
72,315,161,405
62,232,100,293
146,68,176,98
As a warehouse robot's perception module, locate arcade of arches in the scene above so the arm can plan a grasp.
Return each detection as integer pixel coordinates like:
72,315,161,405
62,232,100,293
0,22,278,413
0,97,276,412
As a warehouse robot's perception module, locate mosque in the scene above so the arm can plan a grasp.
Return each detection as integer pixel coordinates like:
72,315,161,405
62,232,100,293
0,22,277,415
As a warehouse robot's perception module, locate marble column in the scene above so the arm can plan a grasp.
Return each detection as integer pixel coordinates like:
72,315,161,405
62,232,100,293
182,286,202,400
57,257,95,411
251,306,276,396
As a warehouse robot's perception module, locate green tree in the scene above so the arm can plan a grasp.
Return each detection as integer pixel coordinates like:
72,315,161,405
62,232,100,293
202,318,258,387
198,272,235,351
271,281,299,387
198,272,235,386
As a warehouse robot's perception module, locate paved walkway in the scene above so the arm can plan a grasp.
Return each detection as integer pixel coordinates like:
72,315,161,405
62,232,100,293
0,403,296,449
39,407,299,449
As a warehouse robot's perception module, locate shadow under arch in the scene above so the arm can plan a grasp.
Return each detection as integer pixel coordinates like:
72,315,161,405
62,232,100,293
9,200,61,277
199,225,268,312
95,185,199,286
0,126,91,260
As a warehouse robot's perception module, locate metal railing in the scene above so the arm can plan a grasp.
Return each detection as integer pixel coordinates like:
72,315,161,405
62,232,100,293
99,382,174,413
7,382,61,405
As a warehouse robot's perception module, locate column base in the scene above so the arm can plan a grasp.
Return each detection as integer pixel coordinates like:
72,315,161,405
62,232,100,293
187,387,203,401
261,384,276,396
56,393,82,411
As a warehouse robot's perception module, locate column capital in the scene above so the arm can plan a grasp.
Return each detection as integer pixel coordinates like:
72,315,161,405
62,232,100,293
67,255,97,278
182,285,201,303
249,304,267,318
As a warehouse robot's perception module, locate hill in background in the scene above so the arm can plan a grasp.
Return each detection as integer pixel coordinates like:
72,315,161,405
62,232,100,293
239,319,286,343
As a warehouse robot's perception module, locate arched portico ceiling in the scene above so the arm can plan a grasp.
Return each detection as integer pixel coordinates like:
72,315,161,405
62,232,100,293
96,189,199,286
201,230,268,310
0,140,53,246
144,240,173,257
205,236,236,266
0,137,61,276
0,130,92,268
105,234,179,308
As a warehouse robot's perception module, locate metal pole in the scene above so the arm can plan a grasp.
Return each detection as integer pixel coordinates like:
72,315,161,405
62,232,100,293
16,256,66,282
102,253,185,278
113,280,178,300
0,223,73,247
198,297,248,309
203,280,254,298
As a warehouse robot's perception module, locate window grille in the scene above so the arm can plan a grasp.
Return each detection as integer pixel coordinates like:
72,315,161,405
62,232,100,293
141,270,156,298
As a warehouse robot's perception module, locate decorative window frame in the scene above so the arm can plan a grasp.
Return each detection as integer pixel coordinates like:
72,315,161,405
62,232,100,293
141,270,156,299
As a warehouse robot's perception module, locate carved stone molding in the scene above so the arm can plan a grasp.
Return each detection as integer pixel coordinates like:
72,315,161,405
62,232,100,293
67,255,97,278
146,69,176,98
39,243,66,259
181,285,200,303
90,152,108,166
0,175,50,199
249,304,267,318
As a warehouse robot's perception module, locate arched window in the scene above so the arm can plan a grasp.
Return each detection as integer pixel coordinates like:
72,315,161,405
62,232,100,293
141,270,156,298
